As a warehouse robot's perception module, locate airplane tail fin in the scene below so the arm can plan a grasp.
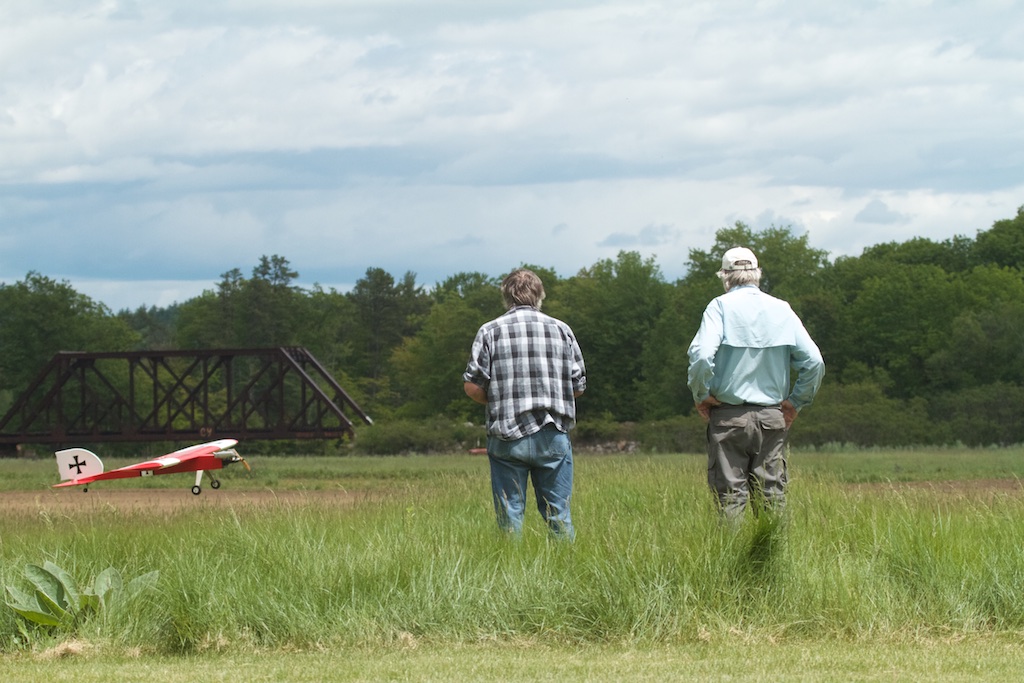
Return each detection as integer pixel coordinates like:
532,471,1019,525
55,448,104,481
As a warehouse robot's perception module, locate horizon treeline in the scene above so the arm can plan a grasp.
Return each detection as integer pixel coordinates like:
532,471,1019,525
2,207,1023,449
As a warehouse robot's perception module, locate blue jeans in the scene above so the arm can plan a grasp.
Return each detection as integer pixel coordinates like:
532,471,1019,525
487,425,575,539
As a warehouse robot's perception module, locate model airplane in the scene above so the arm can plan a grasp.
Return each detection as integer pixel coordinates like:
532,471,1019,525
53,438,249,495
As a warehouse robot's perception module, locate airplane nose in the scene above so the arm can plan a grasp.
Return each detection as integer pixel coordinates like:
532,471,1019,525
218,449,251,471
227,453,251,471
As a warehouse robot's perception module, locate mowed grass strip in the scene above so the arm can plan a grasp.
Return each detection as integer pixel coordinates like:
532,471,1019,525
4,638,1024,682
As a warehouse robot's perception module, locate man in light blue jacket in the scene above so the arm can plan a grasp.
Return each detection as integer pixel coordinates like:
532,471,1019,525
687,247,824,518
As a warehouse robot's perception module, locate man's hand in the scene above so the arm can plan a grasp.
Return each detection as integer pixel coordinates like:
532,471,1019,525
695,395,721,423
781,399,798,429
464,381,487,405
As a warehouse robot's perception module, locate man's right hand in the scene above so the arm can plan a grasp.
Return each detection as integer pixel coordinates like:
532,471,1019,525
464,382,487,405
695,395,721,423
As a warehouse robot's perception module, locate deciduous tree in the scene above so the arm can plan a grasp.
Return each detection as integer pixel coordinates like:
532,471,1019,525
557,251,669,421
0,272,138,402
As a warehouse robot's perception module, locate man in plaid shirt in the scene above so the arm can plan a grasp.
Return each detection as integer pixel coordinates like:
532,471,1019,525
463,269,587,539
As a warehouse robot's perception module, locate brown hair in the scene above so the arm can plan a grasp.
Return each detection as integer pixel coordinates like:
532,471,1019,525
501,268,546,309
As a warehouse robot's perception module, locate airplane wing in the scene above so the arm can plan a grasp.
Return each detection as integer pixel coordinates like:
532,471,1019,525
116,439,240,472
111,439,240,473
164,438,239,461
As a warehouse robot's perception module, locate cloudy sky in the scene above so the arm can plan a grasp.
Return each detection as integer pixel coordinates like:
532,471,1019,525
2,0,1022,311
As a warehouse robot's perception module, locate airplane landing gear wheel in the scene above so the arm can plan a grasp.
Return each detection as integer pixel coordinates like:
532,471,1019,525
210,479,221,489
191,485,202,495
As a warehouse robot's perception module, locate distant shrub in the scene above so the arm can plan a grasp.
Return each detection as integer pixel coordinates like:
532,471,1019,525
793,381,938,447
633,415,706,453
354,418,485,455
927,382,1024,446
573,411,631,446
346,379,1024,455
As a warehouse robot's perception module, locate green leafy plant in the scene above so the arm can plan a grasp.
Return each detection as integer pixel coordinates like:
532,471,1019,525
5,561,159,630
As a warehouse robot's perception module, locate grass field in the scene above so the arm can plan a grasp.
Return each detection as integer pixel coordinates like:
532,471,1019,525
3,446,1024,681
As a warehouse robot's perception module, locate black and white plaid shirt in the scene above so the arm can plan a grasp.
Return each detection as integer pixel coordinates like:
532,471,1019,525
463,306,587,440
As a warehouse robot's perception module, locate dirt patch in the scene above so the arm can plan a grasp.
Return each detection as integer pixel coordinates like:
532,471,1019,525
1,488,379,515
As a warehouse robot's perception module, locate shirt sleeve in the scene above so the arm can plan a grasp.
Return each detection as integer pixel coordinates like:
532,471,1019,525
787,322,825,410
687,301,724,403
462,327,491,387
570,332,587,395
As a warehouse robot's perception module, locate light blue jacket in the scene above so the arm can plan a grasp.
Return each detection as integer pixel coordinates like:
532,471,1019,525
687,285,824,410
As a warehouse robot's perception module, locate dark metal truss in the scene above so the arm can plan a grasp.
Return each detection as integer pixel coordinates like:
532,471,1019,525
0,347,372,445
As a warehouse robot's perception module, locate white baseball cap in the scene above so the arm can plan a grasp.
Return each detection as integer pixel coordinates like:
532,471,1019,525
720,247,759,271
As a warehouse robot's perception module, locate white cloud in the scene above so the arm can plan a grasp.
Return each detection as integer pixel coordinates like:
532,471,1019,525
70,277,215,312
598,224,680,249
1,0,1022,309
855,199,911,225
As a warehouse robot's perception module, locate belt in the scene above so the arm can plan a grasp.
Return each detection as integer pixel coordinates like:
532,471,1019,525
715,402,781,409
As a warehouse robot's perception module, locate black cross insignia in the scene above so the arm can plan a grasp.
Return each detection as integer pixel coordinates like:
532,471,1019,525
68,455,87,475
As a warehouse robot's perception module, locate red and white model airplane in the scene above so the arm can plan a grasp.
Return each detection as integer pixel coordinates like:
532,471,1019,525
53,438,249,495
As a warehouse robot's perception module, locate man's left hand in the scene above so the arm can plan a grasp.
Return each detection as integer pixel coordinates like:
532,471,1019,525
781,400,798,429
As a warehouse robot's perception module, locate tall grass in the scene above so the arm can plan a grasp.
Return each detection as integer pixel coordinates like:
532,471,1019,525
3,451,1024,653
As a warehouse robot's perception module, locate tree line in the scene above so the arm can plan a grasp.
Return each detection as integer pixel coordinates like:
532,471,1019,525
2,207,1023,449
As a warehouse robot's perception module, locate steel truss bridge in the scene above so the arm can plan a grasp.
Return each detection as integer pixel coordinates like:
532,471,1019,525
0,347,371,446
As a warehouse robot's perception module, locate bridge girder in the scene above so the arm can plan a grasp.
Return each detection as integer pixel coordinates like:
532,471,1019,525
0,347,371,446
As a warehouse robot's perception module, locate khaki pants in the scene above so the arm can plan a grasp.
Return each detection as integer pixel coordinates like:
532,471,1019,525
706,403,788,518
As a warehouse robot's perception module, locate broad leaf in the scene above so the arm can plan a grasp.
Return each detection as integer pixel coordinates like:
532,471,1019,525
9,605,63,627
92,567,122,609
6,585,62,627
32,588,67,623
5,584,35,609
43,561,82,611
80,592,101,613
24,564,68,615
